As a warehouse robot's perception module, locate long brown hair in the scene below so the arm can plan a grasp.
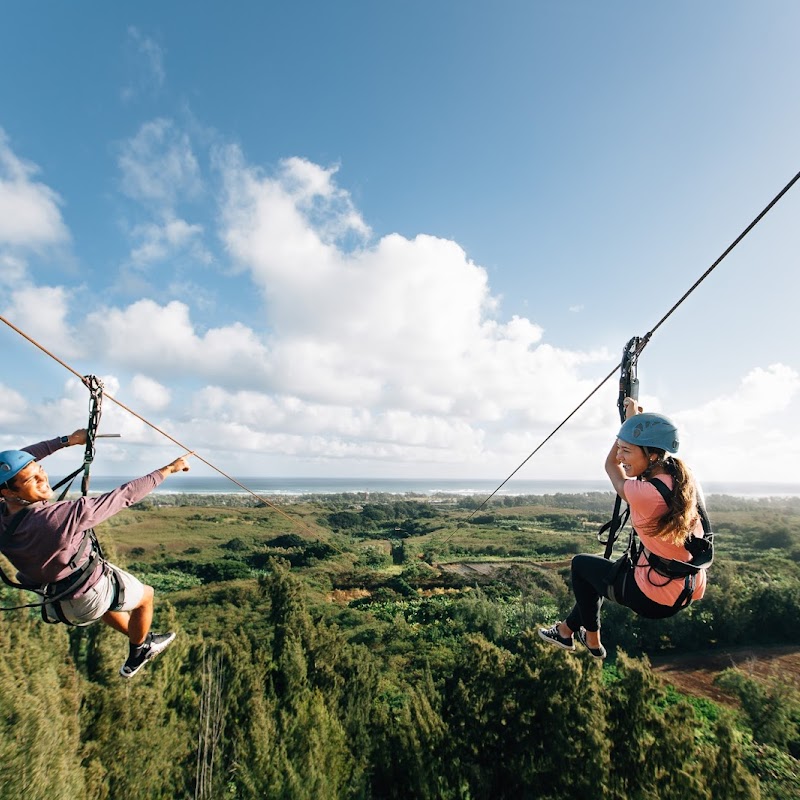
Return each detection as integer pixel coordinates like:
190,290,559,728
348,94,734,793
647,452,698,546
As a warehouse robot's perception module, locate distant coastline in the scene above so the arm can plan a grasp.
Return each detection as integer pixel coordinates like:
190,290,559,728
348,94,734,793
81,476,800,499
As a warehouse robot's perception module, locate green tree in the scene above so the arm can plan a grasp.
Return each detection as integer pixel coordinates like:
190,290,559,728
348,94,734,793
78,613,194,800
0,611,87,800
701,714,760,800
605,652,708,800
716,667,800,752
371,671,450,800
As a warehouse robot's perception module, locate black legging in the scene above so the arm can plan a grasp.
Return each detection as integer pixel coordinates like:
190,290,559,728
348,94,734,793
564,553,679,633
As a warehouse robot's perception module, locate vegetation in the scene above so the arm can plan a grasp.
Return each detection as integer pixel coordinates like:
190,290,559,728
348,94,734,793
0,491,798,798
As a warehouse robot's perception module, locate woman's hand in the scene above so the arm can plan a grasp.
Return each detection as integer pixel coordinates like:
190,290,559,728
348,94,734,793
623,397,643,420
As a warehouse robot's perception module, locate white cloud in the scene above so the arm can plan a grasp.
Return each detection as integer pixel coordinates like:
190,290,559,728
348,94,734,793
191,386,482,450
0,254,27,286
217,149,609,421
119,119,202,207
0,383,27,426
84,299,272,386
131,374,171,411
0,130,69,249
676,364,800,483
129,217,209,266
1,285,80,357
116,120,209,273
679,364,799,433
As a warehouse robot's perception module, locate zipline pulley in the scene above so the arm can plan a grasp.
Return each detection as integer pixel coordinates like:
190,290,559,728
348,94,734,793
617,336,641,424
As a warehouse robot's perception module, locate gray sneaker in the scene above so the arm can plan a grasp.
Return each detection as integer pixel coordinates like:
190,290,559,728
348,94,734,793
119,631,176,678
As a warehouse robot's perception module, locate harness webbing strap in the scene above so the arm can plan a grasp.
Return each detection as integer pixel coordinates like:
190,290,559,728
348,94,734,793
598,495,629,560
631,477,714,611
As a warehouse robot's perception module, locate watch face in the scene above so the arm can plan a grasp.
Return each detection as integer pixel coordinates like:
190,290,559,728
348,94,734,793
60,436,69,444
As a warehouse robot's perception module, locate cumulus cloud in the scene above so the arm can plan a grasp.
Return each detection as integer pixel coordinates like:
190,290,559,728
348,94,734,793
1,285,80,357
679,364,799,433
84,299,273,386
216,149,609,423
676,364,800,483
0,130,69,249
191,386,483,453
0,383,27,426
131,374,171,411
8,145,607,476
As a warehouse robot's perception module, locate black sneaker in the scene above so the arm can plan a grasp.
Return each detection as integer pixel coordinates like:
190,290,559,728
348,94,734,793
576,627,606,659
119,631,176,678
538,623,575,651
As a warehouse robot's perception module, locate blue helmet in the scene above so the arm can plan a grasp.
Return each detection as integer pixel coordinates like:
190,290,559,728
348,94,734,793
617,413,680,454
0,450,36,486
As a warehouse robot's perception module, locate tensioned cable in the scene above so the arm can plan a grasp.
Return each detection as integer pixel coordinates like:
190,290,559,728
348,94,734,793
442,168,800,539
0,315,319,537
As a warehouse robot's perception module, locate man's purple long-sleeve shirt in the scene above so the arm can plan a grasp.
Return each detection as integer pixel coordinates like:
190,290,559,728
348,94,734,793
0,438,164,595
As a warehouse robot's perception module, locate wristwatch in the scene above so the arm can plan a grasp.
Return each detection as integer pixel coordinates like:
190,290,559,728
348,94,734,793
59,435,70,445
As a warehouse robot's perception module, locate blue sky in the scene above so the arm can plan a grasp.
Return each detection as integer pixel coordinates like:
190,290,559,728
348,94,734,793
0,2,798,484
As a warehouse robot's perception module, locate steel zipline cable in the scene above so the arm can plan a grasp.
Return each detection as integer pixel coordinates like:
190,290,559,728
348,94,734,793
0,315,318,537
443,167,800,535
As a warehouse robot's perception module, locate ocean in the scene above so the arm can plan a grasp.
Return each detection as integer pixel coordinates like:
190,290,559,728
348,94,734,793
80,475,800,499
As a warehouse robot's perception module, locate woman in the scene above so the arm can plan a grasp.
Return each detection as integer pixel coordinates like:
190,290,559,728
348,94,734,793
538,398,708,659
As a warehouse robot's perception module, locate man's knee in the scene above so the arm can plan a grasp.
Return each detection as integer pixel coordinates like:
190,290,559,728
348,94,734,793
136,584,155,608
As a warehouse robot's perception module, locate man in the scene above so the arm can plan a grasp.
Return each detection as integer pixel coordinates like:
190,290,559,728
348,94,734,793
0,429,192,678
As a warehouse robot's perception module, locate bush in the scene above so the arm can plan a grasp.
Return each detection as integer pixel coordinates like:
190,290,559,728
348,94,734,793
266,534,306,549
221,537,250,552
195,560,253,583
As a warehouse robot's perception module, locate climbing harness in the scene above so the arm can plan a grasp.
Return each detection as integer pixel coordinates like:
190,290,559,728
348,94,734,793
605,478,714,612
0,375,123,622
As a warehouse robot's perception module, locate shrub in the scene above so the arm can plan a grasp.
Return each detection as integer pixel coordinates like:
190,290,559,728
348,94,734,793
195,560,253,583
221,537,250,552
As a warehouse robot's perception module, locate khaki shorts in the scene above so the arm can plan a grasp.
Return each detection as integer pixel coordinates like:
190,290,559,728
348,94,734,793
53,565,146,627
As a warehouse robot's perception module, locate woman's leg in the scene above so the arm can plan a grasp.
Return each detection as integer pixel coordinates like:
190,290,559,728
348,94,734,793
562,554,617,647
